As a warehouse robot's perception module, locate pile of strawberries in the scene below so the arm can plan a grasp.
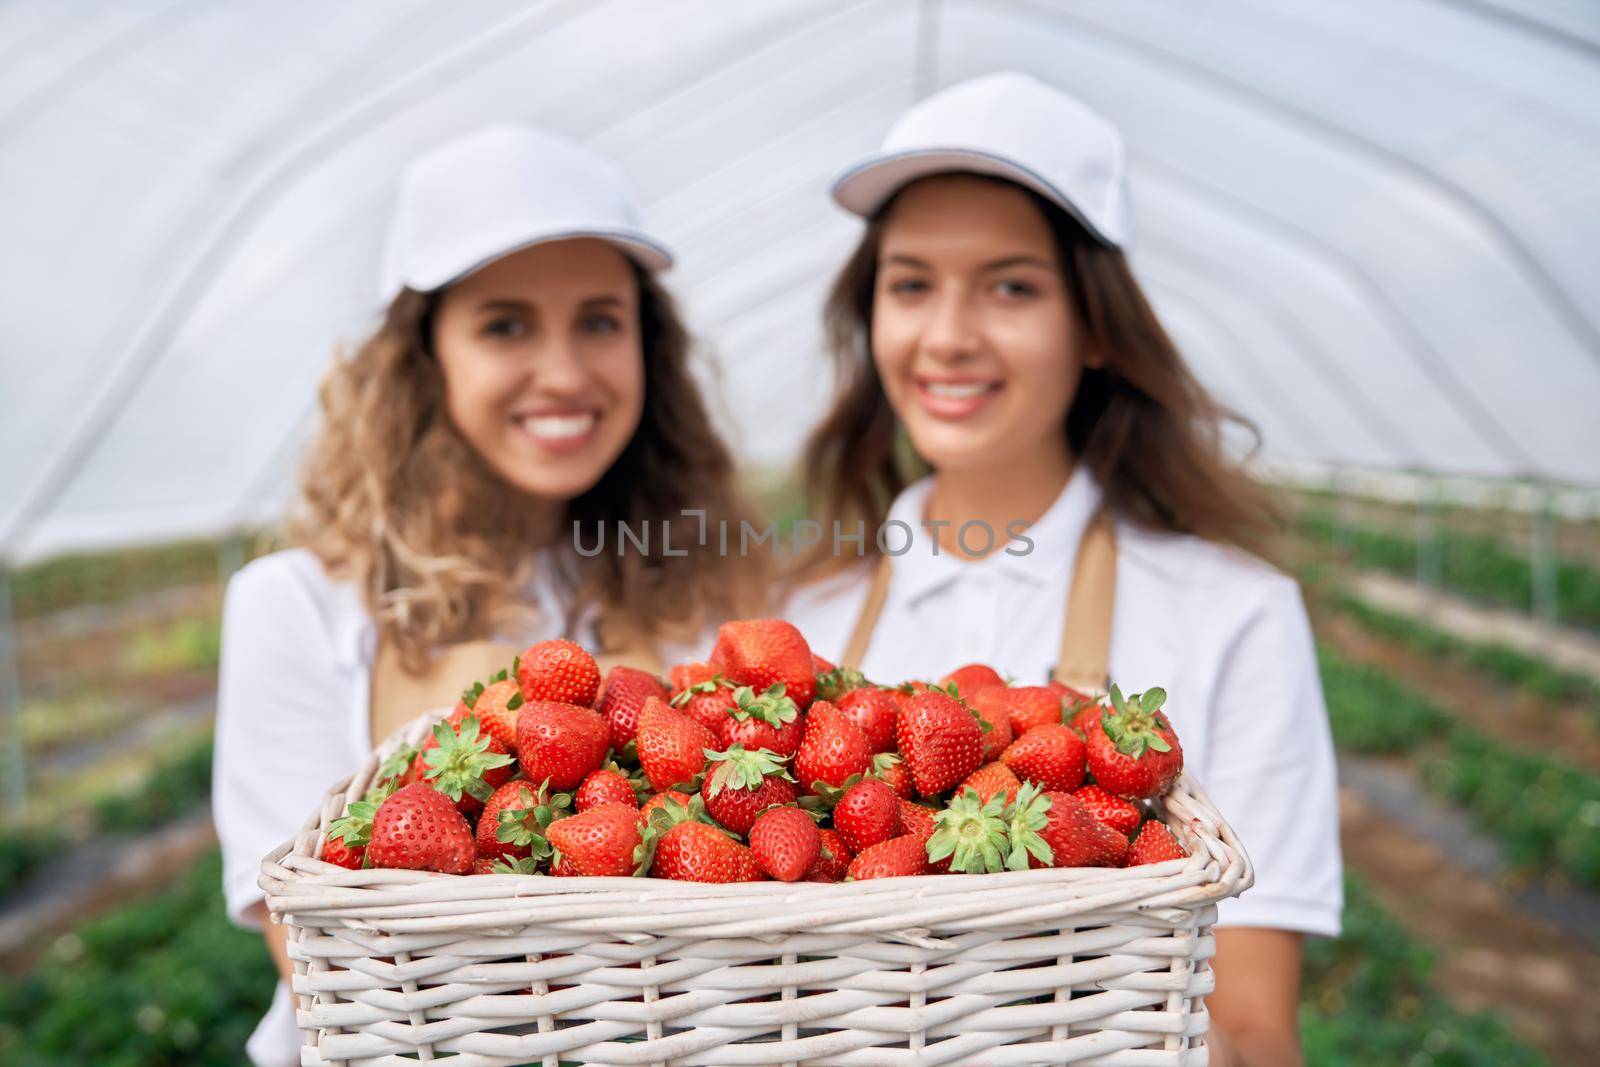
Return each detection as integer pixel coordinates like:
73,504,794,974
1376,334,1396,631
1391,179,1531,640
321,619,1190,883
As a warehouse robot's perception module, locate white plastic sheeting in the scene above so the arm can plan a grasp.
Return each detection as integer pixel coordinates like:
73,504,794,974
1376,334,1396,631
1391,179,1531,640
1,0,1596,564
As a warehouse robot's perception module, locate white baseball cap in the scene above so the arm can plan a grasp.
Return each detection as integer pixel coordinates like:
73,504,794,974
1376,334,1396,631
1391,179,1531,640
831,72,1132,248
379,124,673,299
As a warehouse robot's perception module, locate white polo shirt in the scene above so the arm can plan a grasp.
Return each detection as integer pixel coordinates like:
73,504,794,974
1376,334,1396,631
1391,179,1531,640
212,546,703,1066
785,469,1343,938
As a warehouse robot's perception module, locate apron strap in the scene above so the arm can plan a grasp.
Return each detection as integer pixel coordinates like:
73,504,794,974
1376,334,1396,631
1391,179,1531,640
839,554,892,672
838,506,1117,693
1052,507,1117,694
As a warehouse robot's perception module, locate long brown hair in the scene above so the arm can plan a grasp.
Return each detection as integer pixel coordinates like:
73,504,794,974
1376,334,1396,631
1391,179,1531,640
799,175,1280,578
292,262,763,671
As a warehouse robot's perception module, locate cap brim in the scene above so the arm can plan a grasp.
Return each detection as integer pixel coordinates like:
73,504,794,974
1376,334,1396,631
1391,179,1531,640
830,147,1119,248
413,226,675,294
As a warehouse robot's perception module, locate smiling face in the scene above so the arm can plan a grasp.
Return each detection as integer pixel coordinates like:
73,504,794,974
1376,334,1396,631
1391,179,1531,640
430,238,645,501
870,174,1090,476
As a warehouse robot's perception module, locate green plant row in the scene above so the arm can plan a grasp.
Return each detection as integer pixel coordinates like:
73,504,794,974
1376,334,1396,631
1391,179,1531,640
0,733,215,901
0,851,275,1067
1301,509,1600,628
6,539,232,621
93,733,214,835
1327,592,1600,724
1318,644,1600,889
1301,875,1548,1066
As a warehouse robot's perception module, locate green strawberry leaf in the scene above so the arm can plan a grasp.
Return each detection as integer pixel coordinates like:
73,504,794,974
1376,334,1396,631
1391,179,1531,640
928,787,1009,873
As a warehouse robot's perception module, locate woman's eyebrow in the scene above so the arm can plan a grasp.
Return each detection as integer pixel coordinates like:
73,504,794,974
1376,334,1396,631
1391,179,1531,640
881,252,1057,272
883,253,934,270
578,295,627,308
475,298,533,313
978,254,1058,273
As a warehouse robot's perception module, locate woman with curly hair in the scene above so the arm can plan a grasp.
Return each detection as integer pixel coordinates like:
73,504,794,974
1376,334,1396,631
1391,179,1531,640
212,126,760,1065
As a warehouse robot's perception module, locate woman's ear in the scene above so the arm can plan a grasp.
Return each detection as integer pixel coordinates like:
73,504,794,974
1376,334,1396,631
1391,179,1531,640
1080,342,1107,371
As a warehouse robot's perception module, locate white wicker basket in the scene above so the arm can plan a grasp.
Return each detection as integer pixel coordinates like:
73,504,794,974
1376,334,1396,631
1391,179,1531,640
260,707,1252,1066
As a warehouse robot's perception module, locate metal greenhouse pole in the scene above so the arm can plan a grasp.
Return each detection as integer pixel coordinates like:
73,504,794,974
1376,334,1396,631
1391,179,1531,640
0,565,24,817
1532,483,1559,625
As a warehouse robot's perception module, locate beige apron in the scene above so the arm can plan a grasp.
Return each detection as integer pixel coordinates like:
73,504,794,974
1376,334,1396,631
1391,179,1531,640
838,508,1117,693
369,635,665,744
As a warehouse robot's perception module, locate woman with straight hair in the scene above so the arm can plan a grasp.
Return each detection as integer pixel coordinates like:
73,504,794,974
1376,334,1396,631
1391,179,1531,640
787,73,1340,1066
213,125,761,1065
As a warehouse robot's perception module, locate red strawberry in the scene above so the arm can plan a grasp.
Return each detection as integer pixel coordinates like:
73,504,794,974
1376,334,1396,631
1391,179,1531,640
463,677,521,750
1002,686,1069,736
323,795,383,869
1085,686,1184,799
639,789,693,826
414,713,516,814
895,690,983,797
472,857,498,875
320,831,365,870
811,652,837,675
795,700,872,794
596,665,670,748
1126,820,1188,866
960,761,1023,806
868,752,914,798
749,807,820,882
896,799,938,843
1073,784,1143,836
718,684,803,757
546,802,645,877
477,779,571,864
940,663,1005,699
1004,783,1127,869
966,685,1015,761
574,766,639,812
710,619,817,709
846,835,928,880
928,787,1011,873
1050,679,1097,708
814,665,868,704
700,745,797,835
517,638,601,707
831,778,902,855
515,700,609,791
1001,724,1087,793
652,821,753,883
806,828,853,882
836,687,900,753
669,671,741,735
367,783,476,874
636,697,717,791
1066,698,1105,739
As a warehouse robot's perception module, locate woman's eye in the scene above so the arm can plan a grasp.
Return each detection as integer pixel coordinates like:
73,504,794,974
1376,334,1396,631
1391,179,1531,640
580,313,622,335
994,279,1038,298
481,317,528,339
886,277,930,296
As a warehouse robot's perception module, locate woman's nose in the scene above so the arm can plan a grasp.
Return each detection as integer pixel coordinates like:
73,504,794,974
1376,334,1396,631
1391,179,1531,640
919,287,980,362
530,337,590,393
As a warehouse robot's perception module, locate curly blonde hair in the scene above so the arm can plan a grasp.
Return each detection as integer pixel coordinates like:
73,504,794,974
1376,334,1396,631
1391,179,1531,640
292,269,764,673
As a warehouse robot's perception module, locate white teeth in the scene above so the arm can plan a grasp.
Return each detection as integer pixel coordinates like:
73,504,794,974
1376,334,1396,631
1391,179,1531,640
924,381,993,398
516,413,596,439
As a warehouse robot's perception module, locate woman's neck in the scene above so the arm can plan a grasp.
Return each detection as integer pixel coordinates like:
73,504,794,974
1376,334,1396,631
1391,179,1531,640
924,445,1075,560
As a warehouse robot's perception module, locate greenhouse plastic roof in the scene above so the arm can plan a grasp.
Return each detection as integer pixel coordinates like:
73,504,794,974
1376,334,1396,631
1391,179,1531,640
2,0,1598,563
